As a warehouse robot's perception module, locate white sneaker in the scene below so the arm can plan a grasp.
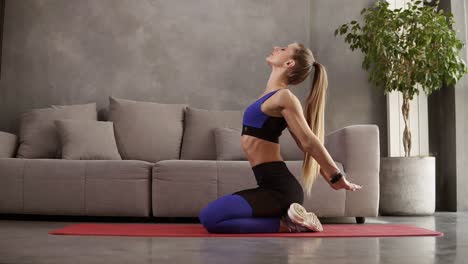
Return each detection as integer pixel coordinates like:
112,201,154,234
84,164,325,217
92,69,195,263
286,203,323,232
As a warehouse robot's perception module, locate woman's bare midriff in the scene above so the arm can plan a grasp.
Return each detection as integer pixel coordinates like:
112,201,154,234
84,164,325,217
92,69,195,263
240,135,284,167
241,89,287,167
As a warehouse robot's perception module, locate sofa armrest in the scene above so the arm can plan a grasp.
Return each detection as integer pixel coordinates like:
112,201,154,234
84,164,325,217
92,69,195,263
0,131,18,158
324,124,380,217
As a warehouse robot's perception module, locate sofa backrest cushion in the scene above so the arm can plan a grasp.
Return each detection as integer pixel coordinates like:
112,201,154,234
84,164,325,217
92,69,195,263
16,102,97,158
180,107,243,160
213,127,247,160
279,129,304,161
0,131,18,158
54,119,122,160
107,96,187,162
181,106,304,160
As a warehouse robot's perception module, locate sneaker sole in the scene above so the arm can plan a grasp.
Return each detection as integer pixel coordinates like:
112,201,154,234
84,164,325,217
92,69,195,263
287,203,324,232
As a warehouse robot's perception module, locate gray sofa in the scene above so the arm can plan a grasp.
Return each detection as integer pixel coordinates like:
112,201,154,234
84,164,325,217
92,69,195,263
0,97,380,224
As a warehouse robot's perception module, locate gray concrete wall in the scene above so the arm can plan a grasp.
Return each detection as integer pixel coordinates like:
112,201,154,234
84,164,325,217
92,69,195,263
0,0,307,132
310,0,388,156
0,0,387,157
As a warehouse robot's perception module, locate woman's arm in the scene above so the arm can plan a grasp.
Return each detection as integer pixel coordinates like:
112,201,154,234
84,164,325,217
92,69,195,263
280,91,340,180
302,134,365,191
280,90,362,191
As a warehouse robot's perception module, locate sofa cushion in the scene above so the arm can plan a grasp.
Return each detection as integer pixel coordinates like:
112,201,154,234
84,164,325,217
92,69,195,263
152,160,219,217
16,103,97,159
0,131,18,158
54,119,122,160
107,96,187,163
151,160,346,217
278,129,304,160
0,158,153,216
0,158,28,213
213,127,247,160
180,107,243,160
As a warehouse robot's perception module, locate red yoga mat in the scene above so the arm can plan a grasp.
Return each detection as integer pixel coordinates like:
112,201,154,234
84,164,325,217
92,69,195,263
49,223,444,238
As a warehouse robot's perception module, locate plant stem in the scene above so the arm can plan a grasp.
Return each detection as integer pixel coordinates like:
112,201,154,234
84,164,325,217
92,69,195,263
401,91,412,157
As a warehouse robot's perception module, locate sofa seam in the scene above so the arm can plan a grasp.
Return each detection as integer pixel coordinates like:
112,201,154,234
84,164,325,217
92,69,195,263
84,160,87,215
216,160,219,197
22,159,26,213
149,165,153,217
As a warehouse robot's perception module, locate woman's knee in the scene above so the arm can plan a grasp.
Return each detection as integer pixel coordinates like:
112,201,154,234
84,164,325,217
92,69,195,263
198,198,223,229
198,205,213,227
198,203,229,233
198,194,253,230
199,213,218,233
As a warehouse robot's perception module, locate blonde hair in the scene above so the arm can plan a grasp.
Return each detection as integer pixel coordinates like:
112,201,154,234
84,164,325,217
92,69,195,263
285,42,328,198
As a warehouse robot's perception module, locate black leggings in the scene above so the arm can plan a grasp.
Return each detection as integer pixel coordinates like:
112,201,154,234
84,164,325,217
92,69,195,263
232,160,304,217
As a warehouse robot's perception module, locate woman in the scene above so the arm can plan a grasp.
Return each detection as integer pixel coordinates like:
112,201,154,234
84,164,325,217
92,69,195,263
198,42,363,233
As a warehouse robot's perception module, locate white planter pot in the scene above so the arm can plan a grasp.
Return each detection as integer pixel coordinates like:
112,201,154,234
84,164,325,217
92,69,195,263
379,156,435,215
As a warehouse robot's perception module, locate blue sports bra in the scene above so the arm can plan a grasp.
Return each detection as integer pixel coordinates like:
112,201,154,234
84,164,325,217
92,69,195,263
241,89,287,143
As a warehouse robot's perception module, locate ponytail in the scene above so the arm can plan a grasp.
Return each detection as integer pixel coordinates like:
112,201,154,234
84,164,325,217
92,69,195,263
301,62,328,197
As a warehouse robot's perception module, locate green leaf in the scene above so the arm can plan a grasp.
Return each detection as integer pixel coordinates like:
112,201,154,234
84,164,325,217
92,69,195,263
340,26,347,34
335,0,468,98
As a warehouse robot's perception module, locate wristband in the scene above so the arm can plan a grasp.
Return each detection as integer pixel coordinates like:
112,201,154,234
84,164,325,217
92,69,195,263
330,171,344,184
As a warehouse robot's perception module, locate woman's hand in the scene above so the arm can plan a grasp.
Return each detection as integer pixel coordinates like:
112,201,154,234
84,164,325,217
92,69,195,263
329,176,363,191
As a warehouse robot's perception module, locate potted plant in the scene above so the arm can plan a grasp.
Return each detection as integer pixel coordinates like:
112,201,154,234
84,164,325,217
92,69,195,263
334,0,468,215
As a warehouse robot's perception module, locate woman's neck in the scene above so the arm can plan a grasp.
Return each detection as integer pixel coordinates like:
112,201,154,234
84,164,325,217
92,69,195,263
265,69,288,93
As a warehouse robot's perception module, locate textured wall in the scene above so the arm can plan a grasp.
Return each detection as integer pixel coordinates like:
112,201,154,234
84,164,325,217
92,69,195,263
0,0,387,156
0,0,310,131
310,0,388,156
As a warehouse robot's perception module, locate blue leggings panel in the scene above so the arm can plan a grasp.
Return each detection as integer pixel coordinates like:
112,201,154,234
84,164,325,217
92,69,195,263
198,194,281,233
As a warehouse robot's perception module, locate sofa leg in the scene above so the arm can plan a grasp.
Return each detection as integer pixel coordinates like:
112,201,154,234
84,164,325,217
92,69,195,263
356,217,365,224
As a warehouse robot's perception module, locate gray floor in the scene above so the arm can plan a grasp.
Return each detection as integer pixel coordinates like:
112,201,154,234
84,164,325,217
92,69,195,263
0,212,466,264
